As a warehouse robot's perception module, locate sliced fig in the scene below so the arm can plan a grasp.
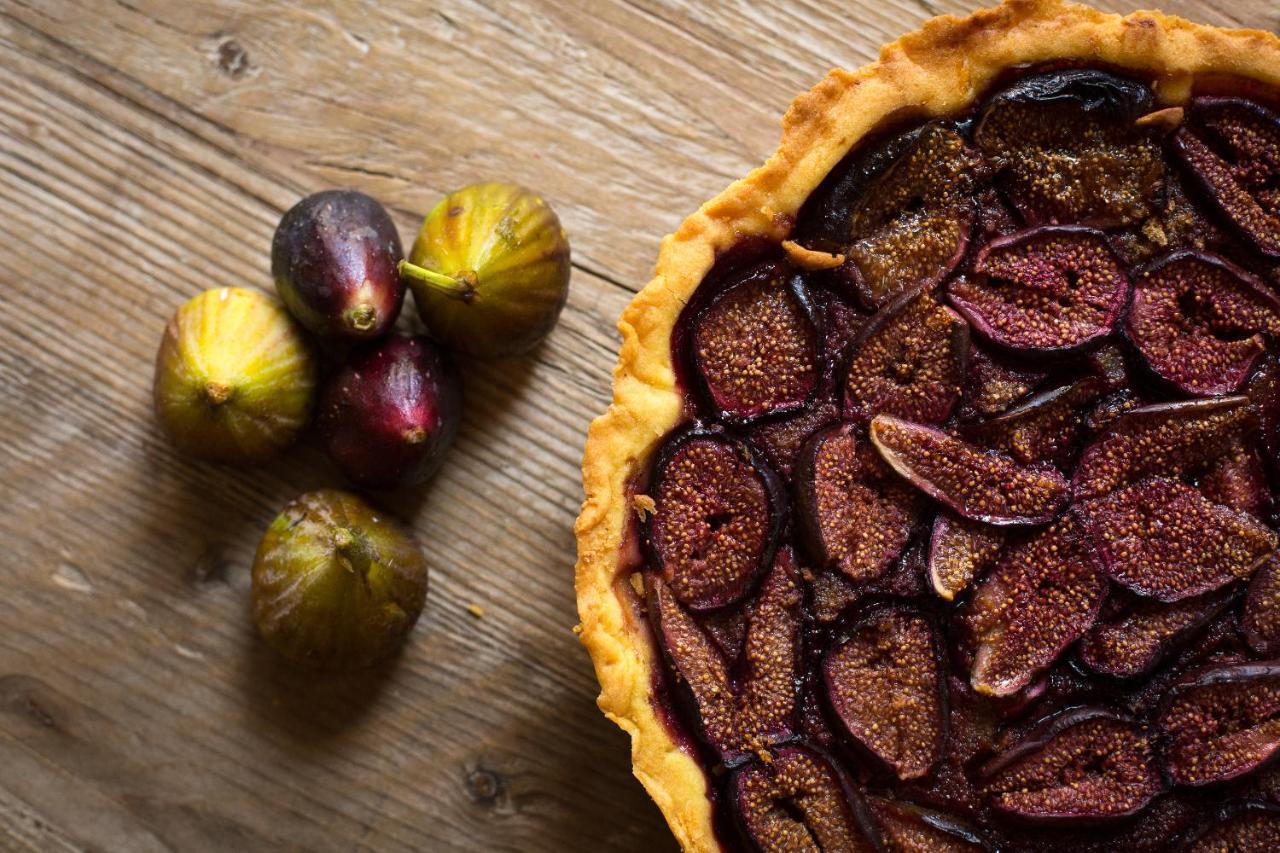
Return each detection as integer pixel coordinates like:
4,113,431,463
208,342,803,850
1244,556,1280,657
1079,588,1234,679
1173,97,1280,258
647,427,784,610
1182,801,1280,853
1084,389,1144,435
980,707,1163,825
1111,169,1232,267
867,798,986,852
1071,396,1257,500
963,346,1046,418
848,124,984,308
1201,439,1271,517
1247,354,1280,468
795,423,923,583
690,264,821,423
974,69,1163,227
747,396,840,480
963,516,1107,696
732,744,880,853
1084,343,1131,390
1160,661,1280,786
1075,476,1276,601
870,415,1070,526
823,606,946,781
949,226,1130,354
963,377,1106,466
843,287,969,424
928,513,1005,601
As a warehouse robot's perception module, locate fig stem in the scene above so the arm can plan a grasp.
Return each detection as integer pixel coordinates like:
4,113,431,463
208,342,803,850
345,303,378,332
332,527,374,584
398,259,477,304
203,381,232,406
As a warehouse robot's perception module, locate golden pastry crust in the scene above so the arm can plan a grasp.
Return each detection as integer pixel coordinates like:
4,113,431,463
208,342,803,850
574,2,1280,849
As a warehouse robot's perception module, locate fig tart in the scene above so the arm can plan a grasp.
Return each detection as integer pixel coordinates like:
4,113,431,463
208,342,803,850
576,2,1280,850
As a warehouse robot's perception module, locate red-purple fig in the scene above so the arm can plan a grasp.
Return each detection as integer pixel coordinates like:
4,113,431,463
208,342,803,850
1181,801,1280,852
962,377,1105,466
319,335,461,489
1078,588,1234,679
1200,439,1271,517
867,798,985,851
1248,355,1280,470
1160,662,1280,786
962,346,1045,418
746,395,840,480
928,513,1005,602
1244,557,1280,657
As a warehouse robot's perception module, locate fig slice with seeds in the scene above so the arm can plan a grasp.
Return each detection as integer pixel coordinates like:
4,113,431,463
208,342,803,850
962,377,1106,466
847,124,984,309
690,263,821,424
928,513,1005,602
843,287,969,424
1173,97,1280,258
1182,801,1280,853
948,226,1130,355
1126,252,1280,396
823,605,946,781
980,707,1163,825
1159,662,1280,786
795,423,923,583
1079,588,1234,679
647,427,784,610
867,798,986,852
1244,557,1280,657
747,395,840,480
964,516,1107,696
1247,354,1280,466
1075,476,1276,602
870,415,1070,526
732,744,880,853
963,346,1046,418
1200,439,1270,517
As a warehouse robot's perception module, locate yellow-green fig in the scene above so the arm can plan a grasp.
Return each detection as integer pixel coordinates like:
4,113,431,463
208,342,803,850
153,287,316,463
252,489,428,670
399,182,570,358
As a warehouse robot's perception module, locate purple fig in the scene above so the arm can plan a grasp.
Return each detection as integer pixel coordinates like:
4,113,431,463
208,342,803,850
928,513,1005,602
962,346,1046,418
1201,439,1271,517
1247,354,1280,468
962,377,1105,466
1160,662,1280,786
1181,801,1280,852
867,798,985,852
746,395,839,480
1244,556,1280,657
1079,588,1234,678
319,335,461,489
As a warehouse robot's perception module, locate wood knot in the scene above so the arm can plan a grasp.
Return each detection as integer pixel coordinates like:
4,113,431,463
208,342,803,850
213,35,250,79
464,766,503,804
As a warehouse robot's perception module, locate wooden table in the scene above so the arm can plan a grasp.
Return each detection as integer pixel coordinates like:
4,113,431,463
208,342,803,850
1,1,1273,850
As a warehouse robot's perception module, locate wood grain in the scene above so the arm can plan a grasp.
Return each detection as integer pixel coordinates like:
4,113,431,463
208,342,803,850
0,1,1274,850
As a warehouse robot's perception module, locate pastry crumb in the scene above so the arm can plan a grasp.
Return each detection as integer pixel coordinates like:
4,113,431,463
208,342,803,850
466,603,485,619
572,623,583,636
629,572,646,597
782,239,846,271
632,494,657,519
1134,105,1184,129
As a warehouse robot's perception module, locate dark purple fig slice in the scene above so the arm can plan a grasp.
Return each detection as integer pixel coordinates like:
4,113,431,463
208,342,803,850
647,427,785,610
1244,556,1280,657
1071,395,1257,500
1201,439,1270,517
1079,588,1234,678
1173,97,1280,258
795,423,923,583
847,124,984,309
1075,476,1276,602
1084,389,1144,435
732,744,880,853
746,395,839,480
1126,251,1280,396
870,415,1070,526
974,69,1163,227
1084,343,1130,390
1248,354,1280,468
867,798,986,852
823,606,945,781
690,265,821,423
1111,168,1232,268
980,707,1163,825
698,606,749,662
1160,661,1280,786
821,293,866,376
810,567,860,625
928,513,1005,601
1182,801,1280,853
963,516,1107,696
843,287,969,424
962,377,1106,466
963,346,1046,418
949,226,1130,354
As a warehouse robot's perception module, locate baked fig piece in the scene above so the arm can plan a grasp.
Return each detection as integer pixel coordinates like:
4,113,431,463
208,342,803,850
647,426,784,610
1078,588,1234,679
822,606,945,781
1200,439,1271,517
867,798,986,852
963,346,1045,418
948,226,1130,354
747,395,840,480
690,263,821,424
795,423,923,583
928,513,1004,602
1248,354,1280,468
647,550,803,763
1160,662,1280,786
1244,557,1280,656
1075,476,1276,601
1126,252,1280,396
870,415,1070,526
962,377,1106,466
963,516,1107,696
974,69,1162,227
732,744,880,853
1181,801,1280,853
847,124,984,308
980,707,1163,825
1173,97,1280,258
843,287,969,424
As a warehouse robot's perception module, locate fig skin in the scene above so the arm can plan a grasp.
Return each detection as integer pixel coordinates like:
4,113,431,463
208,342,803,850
153,287,316,464
401,183,570,358
251,489,428,670
271,190,405,341
318,335,461,489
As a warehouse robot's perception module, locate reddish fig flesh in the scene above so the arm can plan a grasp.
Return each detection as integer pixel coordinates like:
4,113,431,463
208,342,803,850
747,396,840,480
795,424,922,583
1075,476,1276,602
1079,588,1233,678
648,428,784,610
867,798,985,852
928,513,1005,601
1160,662,1280,786
963,377,1105,465
963,346,1045,417
964,516,1107,696
823,607,945,780
980,708,1163,824
843,287,969,424
1183,801,1280,852
1247,354,1280,466
1201,439,1270,517
1245,557,1280,657
319,335,461,489
870,415,1070,526
949,226,1130,354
